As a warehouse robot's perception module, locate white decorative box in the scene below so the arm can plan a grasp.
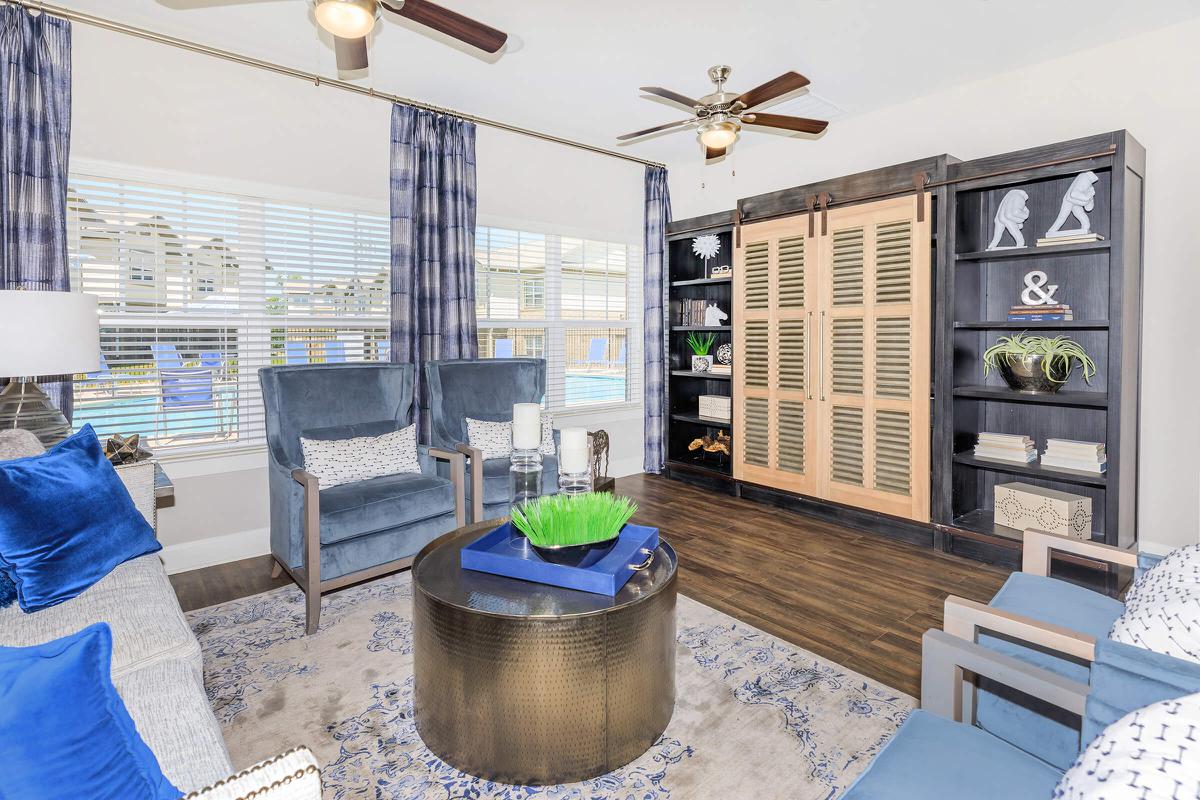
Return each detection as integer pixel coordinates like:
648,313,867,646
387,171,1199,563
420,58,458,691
698,394,732,421
993,481,1091,540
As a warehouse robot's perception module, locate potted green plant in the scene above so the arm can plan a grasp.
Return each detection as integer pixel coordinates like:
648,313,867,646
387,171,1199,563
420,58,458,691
687,331,717,373
510,493,638,568
982,333,1098,394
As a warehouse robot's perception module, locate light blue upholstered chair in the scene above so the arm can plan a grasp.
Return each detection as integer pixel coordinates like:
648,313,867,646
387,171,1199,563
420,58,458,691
425,358,559,523
842,628,1200,799
941,529,1177,771
259,363,465,634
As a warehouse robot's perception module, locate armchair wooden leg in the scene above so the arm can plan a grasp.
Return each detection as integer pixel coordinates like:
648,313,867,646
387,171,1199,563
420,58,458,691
293,468,323,635
305,588,322,636
271,559,283,579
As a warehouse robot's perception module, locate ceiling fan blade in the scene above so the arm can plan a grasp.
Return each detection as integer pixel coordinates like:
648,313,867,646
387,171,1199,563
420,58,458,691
734,71,811,110
741,112,828,135
380,0,508,53
705,145,727,160
334,36,369,71
617,119,696,141
639,86,703,111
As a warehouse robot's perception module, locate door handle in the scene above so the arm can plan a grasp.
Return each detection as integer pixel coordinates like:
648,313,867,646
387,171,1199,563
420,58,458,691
819,310,827,402
806,311,814,400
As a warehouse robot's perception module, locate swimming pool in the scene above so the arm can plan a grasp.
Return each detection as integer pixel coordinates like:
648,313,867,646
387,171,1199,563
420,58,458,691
74,372,628,444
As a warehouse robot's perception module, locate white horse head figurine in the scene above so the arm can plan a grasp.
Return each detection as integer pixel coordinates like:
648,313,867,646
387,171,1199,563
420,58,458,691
703,303,729,327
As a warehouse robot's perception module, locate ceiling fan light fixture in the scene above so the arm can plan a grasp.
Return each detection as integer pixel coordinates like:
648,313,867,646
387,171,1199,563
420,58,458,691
698,120,739,150
315,0,379,39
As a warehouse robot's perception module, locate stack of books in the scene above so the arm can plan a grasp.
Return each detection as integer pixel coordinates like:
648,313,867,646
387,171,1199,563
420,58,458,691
1008,303,1073,321
1036,232,1105,247
678,299,708,326
1041,439,1107,473
973,432,1036,464
710,362,731,376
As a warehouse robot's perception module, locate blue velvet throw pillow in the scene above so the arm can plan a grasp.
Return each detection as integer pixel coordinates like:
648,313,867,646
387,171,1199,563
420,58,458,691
0,623,181,799
0,425,161,613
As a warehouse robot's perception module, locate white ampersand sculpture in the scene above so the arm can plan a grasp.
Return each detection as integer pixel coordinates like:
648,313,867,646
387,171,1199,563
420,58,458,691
1021,270,1059,306
987,189,1030,250
1045,171,1099,238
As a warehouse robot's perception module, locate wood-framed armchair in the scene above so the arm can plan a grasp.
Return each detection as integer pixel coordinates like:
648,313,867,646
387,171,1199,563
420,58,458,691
843,627,1200,799
259,363,465,634
941,528,1168,770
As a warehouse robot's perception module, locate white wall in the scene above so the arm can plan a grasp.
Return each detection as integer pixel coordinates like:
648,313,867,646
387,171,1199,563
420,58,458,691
669,18,1200,554
69,23,646,573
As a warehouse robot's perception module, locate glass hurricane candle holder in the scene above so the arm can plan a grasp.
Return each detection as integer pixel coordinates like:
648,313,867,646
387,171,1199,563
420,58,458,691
509,447,543,509
558,469,593,496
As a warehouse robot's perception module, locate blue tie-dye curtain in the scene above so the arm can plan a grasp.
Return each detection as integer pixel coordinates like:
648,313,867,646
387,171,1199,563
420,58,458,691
0,7,72,416
389,103,478,440
642,166,671,473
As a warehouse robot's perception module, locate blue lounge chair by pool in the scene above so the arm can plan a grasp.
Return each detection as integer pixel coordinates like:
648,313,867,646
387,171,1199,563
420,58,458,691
150,343,185,369
494,338,514,358
614,343,627,367
159,368,222,437
200,351,222,369
378,340,391,362
584,337,607,369
325,341,347,363
285,341,308,365
80,352,117,395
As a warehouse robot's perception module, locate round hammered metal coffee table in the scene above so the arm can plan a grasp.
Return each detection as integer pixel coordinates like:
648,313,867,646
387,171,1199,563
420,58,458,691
412,520,677,786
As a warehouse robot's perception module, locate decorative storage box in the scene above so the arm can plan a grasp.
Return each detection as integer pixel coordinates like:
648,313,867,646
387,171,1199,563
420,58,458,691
993,481,1092,540
698,394,732,421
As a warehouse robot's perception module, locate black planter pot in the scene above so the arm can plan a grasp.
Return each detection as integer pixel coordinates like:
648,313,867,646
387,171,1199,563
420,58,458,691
531,536,619,569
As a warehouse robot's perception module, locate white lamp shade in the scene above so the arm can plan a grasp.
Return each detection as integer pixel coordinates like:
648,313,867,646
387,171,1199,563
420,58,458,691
0,291,100,377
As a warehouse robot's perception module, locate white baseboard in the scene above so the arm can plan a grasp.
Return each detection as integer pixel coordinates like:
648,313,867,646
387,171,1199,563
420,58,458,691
160,527,271,575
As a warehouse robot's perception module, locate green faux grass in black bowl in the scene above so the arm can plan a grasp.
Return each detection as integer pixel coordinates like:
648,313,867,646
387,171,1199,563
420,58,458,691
511,493,638,569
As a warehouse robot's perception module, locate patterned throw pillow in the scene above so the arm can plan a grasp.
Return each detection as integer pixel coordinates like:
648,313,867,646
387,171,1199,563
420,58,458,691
466,414,557,461
1109,544,1200,663
300,425,420,489
1053,691,1200,799
1121,544,1200,614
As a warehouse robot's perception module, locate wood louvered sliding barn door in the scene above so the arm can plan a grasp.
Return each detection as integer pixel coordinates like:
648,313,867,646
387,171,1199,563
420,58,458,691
816,194,931,521
733,217,818,497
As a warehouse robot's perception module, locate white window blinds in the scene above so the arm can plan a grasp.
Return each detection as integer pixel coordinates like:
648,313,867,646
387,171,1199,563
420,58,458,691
67,175,390,455
475,226,641,410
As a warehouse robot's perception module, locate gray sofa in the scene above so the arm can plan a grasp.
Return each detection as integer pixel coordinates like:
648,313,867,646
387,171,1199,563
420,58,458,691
0,456,233,794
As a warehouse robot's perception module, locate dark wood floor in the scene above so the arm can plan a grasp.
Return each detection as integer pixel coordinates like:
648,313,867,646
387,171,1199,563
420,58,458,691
170,473,1010,697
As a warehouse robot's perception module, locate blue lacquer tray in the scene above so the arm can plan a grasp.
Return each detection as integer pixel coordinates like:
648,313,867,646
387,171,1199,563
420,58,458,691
460,521,660,596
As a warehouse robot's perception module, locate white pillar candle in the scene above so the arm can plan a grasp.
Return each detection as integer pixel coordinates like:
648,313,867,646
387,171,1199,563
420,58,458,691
512,403,542,450
560,427,589,474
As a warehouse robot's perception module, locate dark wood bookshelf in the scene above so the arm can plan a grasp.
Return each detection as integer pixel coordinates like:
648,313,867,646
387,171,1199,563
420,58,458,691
955,241,1110,261
664,214,737,480
933,130,1145,565
671,370,731,380
671,277,732,287
671,412,732,429
952,451,1107,488
952,386,1108,408
953,320,1109,330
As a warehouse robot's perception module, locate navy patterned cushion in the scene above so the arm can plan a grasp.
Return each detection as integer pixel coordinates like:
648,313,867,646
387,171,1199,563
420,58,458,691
300,424,420,489
1054,691,1200,798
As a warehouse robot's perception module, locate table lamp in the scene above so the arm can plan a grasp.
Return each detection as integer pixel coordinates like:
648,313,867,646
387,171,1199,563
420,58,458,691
0,290,100,445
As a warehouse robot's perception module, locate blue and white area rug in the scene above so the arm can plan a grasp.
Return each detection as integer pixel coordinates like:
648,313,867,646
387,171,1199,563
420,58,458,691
188,574,912,799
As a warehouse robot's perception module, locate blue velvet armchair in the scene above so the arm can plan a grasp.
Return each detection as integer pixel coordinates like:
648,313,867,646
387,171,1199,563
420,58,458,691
259,363,465,634
941,529,1177,771
842,628,1200,799
425,358,558,523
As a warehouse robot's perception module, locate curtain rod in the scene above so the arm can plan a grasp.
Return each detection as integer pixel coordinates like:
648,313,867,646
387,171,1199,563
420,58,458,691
15,0,666,169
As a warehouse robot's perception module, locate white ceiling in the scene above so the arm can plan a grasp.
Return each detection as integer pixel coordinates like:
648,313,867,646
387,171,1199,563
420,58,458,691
56,0,1200,164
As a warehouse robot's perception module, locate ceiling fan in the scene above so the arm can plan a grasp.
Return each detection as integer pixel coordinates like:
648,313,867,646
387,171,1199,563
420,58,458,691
166,0,508,70
618,66,829,159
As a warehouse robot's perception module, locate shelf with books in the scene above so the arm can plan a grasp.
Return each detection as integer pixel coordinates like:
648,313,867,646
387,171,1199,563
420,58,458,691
671,325,732,332
954,320,1109,330
670,370,732,381
670,277,732,287
952,451,1107,488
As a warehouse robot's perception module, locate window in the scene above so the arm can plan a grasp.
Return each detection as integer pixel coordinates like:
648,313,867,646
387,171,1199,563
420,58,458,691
67,175,390,454
475,226,641,409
